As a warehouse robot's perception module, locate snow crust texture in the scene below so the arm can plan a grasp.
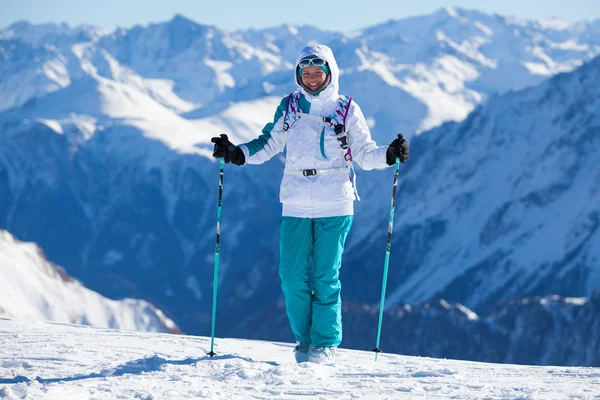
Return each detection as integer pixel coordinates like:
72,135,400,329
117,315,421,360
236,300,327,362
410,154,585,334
0,319,598,400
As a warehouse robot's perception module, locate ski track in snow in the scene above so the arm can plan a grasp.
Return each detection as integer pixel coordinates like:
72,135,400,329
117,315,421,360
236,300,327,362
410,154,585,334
0,319,599,399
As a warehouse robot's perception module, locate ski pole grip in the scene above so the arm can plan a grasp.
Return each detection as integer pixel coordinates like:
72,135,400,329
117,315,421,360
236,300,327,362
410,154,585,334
397,133,405,164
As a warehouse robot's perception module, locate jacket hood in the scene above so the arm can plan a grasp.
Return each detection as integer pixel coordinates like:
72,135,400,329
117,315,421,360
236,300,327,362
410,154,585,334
295,44,340,99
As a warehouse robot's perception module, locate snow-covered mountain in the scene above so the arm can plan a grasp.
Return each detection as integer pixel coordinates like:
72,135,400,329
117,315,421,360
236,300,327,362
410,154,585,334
352,53,600,313
1,318,598,399
0,230,180,333
1,8,599,132
1,9,599,365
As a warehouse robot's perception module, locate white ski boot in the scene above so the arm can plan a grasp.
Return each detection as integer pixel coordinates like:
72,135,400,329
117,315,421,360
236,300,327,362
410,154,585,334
309,346,336,364
293,342,310,363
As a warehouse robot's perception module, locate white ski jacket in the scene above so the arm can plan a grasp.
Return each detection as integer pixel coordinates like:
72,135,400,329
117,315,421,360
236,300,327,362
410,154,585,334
239,44,391,218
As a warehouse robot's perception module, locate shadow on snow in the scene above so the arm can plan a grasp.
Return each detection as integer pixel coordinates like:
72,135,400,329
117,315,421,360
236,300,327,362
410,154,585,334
1,353,279,385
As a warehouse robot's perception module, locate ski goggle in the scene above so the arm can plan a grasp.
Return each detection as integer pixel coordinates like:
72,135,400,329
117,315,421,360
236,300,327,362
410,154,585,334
298,57,327,68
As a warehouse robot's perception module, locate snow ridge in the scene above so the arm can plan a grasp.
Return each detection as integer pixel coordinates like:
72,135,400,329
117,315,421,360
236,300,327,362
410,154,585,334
0,230,180,334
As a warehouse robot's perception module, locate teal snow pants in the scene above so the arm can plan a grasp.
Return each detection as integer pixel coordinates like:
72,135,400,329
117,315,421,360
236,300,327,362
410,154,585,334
279,216,353,348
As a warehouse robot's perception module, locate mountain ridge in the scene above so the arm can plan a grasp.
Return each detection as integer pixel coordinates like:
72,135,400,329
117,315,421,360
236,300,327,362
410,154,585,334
0,230,181,333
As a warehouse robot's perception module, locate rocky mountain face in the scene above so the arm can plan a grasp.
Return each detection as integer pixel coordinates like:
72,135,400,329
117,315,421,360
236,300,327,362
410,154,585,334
0,10,598,365
236,292,600,366
352,291,600,367
345,54,600,316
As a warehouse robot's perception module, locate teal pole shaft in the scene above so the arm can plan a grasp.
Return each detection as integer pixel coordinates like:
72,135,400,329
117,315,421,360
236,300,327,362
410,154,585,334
208,157,225,357
374,157,400,361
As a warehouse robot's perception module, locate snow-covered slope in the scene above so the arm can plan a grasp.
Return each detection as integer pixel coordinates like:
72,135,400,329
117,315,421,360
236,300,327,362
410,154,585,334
0,230,180,333
0,319,598,399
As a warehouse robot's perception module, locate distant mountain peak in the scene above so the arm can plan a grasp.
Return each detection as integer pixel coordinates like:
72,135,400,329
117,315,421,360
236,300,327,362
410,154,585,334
170,13,197,25
433,6,498,21
1,19,106,44
167,13,212,31
442,6,460,18
283,23,299,35
534,16,572,31
6,20,33,30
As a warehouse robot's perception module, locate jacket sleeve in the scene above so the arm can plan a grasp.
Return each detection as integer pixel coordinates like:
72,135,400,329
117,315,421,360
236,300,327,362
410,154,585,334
346,101,390,170
238,96,288,165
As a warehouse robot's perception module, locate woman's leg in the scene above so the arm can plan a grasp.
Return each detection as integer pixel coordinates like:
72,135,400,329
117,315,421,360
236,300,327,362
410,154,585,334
310,215,353,348
279,217,314,345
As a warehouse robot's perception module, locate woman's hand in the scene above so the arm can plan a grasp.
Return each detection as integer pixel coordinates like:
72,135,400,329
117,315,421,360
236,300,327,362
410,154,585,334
211,134,245,165
386,134,409,165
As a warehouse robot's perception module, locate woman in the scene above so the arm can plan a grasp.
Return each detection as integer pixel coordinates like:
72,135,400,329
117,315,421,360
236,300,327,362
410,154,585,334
212,44,409,363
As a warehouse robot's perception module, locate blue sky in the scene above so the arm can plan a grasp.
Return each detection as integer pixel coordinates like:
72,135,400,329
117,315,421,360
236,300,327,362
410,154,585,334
1,0,599,32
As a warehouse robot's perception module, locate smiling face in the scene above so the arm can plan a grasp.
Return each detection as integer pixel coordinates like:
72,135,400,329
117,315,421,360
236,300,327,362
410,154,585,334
300,66,327,92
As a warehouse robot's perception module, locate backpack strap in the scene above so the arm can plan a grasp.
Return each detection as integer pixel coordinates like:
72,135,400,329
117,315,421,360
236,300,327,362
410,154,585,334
282,90,302,132
323,96,353,161
326,96,361,201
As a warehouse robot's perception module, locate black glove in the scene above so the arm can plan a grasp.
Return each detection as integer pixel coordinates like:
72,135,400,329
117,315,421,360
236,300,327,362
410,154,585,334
211,134,245,166
386,134,409,165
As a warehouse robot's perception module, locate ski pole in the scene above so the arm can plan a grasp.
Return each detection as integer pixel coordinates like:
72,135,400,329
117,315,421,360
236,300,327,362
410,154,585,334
373,134,404,361
208,157,225,357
